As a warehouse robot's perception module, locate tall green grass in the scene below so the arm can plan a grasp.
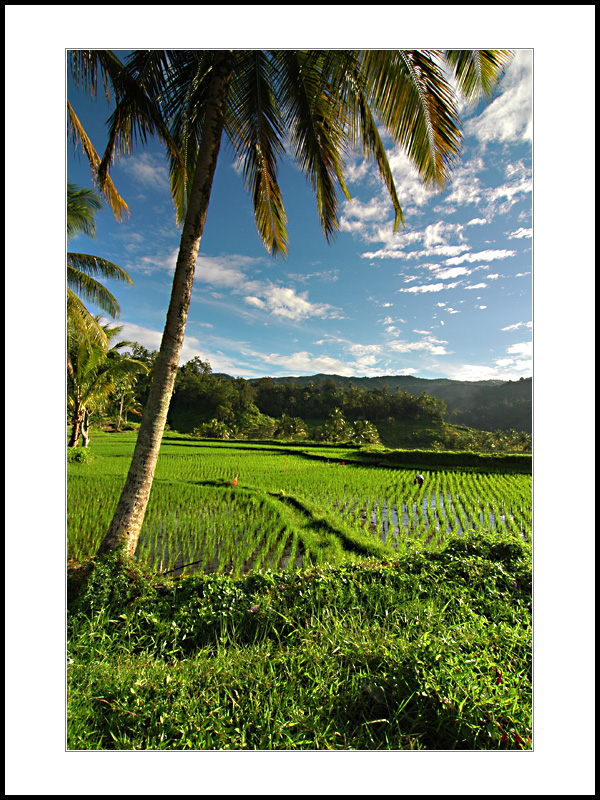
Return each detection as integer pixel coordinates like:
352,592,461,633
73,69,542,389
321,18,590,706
67,535,532,750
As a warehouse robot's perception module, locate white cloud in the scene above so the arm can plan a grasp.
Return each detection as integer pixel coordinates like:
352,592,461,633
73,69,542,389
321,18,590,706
121,153,170,191
386,148,435,208
445,249,516,265
422,221,464,249
443,158,485,207
363,243,470,261
195,254,259,289
243,296,266,310
464,283,487,290
348,343,382,357
506,341,532,357
501,320,532,331
467,218,488,226
389,337,450,356
254,349,379,377
129,249,178,275
508,227,532,239
245,285,339,321
397,282,460,294
192,254,340,322
434,266,471,280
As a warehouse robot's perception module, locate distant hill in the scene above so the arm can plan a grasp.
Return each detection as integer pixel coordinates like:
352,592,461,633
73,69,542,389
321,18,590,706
240,373,532,434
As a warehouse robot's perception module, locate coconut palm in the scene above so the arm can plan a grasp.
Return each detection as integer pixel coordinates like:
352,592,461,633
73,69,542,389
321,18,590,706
67,181,134,355
92,48,513,558
349,419,381,445
68,321,148,447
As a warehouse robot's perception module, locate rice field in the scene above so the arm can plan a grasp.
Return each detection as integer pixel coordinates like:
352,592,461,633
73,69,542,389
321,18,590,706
68,432,532,577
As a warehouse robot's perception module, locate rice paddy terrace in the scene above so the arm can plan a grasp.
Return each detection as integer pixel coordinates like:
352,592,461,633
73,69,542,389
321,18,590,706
68,432,532,577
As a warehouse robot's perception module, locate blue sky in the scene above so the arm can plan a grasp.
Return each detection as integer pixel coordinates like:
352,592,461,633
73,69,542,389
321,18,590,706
67,50,533,382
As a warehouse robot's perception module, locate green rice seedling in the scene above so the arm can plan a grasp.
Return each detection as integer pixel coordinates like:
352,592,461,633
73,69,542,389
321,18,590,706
68,437,531,576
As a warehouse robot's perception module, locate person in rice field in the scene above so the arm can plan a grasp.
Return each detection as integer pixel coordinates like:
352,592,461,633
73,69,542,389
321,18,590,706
414,473,424,488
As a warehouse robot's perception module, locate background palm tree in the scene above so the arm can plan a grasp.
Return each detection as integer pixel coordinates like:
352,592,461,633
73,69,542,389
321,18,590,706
67,181,134,356
68,321,148,447
89,48,513,559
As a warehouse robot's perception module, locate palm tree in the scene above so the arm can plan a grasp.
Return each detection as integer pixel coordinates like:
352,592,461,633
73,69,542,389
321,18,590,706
275,413,308,440
68,321,148,447
67,181,134,355
92,48,513,559
349,419,381,445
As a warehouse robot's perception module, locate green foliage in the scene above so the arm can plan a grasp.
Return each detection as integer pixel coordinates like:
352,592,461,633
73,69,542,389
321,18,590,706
67,446,94,464
69,548,156,618
68,534,531,750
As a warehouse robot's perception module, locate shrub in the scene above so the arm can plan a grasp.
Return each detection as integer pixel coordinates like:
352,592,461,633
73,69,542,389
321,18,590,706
67,447,94,464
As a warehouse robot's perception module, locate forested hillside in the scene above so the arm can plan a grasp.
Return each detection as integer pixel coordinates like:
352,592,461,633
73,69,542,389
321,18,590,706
245,374,532,434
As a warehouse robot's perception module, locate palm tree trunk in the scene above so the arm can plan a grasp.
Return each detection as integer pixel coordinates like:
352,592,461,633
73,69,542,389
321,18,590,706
116,394,124,431
69,394,84,447
81,409,90,447
97,53,233,559
69,409,83,448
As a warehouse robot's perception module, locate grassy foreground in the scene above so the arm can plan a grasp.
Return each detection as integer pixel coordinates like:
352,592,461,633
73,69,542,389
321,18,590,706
67,534,532,750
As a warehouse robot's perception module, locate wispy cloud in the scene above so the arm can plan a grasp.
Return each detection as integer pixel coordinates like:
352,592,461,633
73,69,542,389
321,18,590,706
121,153,170,192
433,266,472,280
501,320,532,331
243,285,339,321
508,227,532,239
398,282,460,294
444,249,515,265
190,253,344,322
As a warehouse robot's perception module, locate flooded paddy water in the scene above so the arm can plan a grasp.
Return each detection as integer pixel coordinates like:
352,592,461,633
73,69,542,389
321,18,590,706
344,489,529,551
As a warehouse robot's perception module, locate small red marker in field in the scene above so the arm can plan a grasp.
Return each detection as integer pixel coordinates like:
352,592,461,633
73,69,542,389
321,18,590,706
231,476,238,486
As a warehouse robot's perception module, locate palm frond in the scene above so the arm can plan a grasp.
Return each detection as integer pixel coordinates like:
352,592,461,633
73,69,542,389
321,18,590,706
67,256,131,318
68,102,131,222
67,180,103,240
444,50,514,104
162,51,215,224
226,50,288,257
277,50,351,245
335,53,404,230
67,290,110,351
68,252,133,282
361,50,462,191
69,49,127,102
97,50,185,197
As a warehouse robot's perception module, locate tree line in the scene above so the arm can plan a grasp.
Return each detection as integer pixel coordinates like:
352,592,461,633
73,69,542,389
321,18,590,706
123,352,446,431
